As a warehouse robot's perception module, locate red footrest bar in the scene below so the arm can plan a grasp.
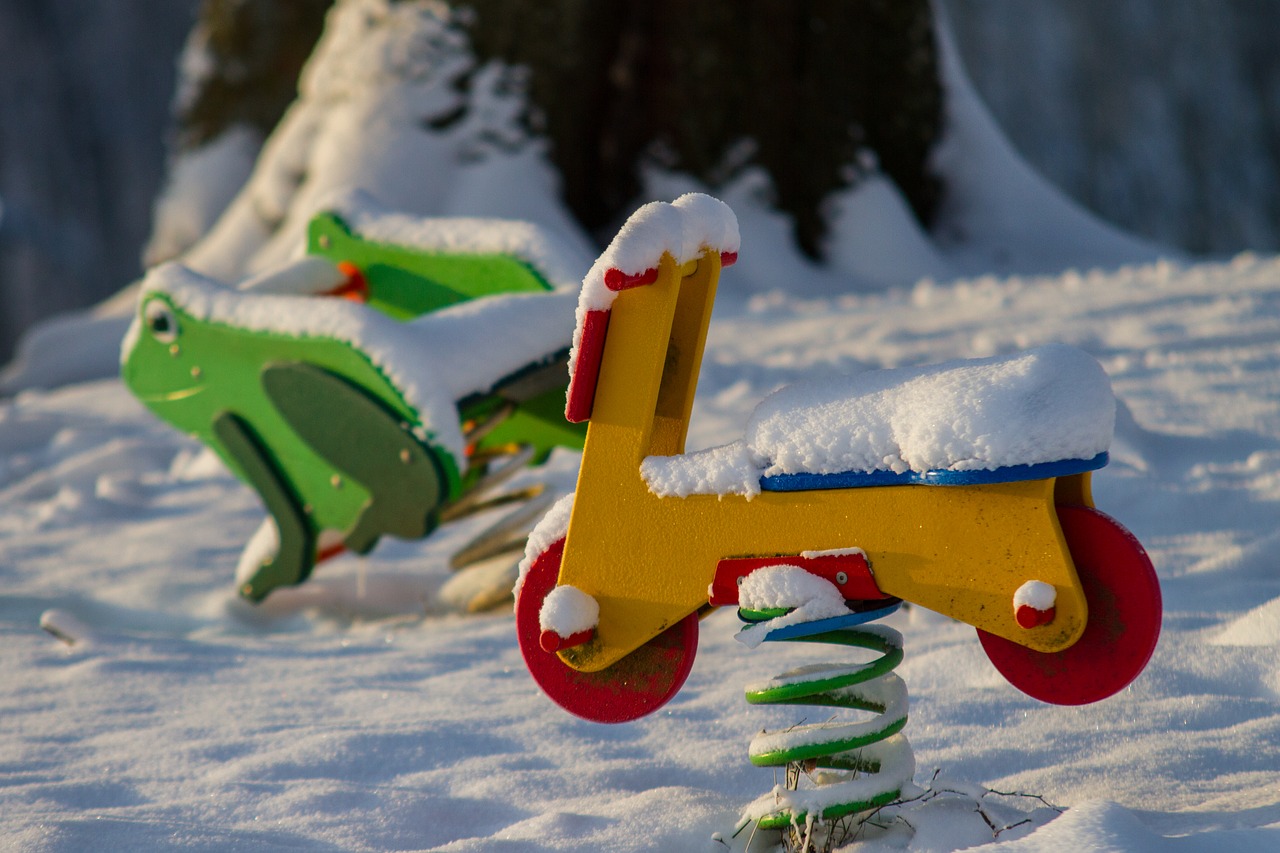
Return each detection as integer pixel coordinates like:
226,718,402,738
709,551,886,606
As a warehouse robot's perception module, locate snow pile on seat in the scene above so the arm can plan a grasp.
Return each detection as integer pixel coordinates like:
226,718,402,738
751,344,1114,477
567,193,739,378
643,344,1114,496
123,263,577,467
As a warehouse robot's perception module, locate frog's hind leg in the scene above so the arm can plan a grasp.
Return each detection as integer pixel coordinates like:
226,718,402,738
213,412,317,602
260,363,448,557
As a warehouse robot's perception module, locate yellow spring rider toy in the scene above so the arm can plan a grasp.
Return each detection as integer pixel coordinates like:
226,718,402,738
514,194,1161,831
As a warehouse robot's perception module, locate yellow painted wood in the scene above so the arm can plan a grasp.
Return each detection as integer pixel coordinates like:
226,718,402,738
556,250,1087,673
1055,471,1095,507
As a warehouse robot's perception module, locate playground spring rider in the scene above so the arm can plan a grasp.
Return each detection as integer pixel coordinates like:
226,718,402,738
122,207,586,602
514,194,1162,830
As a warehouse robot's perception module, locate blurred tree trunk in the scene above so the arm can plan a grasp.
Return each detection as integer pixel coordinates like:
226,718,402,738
465,0,944,256
171,0,943,260
176,0,335,150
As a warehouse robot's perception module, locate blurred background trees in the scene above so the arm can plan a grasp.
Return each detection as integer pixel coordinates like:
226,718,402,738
2,0,1279,364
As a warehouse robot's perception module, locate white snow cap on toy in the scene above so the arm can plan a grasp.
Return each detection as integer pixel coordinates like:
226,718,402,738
515,492,575,596
343,213,589,290
1014,580,1057,612
568,193,739,377
735,565,855,648
738,565,851,616
124,263,577,467
538,584,599,639
640,441,760,499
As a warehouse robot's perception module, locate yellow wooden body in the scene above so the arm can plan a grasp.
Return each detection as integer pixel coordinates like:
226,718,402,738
557,251,1089,673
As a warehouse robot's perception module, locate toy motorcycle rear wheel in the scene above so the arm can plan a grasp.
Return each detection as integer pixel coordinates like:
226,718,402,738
978,504,1161,705
516,538,699,723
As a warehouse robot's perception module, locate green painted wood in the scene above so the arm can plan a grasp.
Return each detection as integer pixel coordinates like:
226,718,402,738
261,362,448,555
307,212,554,319
213,411,316,602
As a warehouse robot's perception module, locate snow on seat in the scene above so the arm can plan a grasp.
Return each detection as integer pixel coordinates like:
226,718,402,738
640,345,1115,498
565,193,740,422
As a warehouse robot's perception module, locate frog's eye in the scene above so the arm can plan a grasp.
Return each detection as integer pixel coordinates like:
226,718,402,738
144,300,179,344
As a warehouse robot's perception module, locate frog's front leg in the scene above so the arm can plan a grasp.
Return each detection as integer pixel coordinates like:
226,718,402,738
259,362,449,558
213,412,317,601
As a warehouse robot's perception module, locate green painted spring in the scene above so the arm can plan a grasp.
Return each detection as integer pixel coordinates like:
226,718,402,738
740,617,915,834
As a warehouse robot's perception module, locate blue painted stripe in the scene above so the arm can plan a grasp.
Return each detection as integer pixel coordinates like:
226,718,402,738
759,452,1108,492
754,602,905,642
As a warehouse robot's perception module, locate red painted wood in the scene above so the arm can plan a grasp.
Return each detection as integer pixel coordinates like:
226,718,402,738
539,627,594,653
329,261,370,303
708,552,885,606
566,252,732,423
516,538,699,723
315,542,346,564
1015,604,1056,629
979,505,1162,705
604,266,659,291
565,309,610,423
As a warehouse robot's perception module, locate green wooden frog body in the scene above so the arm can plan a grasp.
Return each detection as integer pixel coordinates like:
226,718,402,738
121,209,585,601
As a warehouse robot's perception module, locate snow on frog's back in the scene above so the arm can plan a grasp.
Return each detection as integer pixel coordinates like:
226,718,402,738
122,262,577,468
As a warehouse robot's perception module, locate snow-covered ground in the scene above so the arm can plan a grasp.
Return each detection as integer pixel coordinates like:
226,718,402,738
3,2,1279,850
3,248,1279,851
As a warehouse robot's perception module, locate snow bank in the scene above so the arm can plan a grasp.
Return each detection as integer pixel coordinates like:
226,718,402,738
6,251,1280,852
178,0,596,285
926,7,1170,276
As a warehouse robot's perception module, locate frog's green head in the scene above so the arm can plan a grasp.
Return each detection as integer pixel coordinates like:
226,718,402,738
120,265,228,430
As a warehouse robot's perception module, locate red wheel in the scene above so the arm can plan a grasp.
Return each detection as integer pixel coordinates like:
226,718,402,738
978,505,1161,705
516,538,698,723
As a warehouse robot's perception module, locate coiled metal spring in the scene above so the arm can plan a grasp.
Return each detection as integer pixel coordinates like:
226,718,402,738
740,612,915,837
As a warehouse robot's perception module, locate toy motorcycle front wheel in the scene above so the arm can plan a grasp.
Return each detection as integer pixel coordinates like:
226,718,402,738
516,538,699,723
978,504,1161,705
